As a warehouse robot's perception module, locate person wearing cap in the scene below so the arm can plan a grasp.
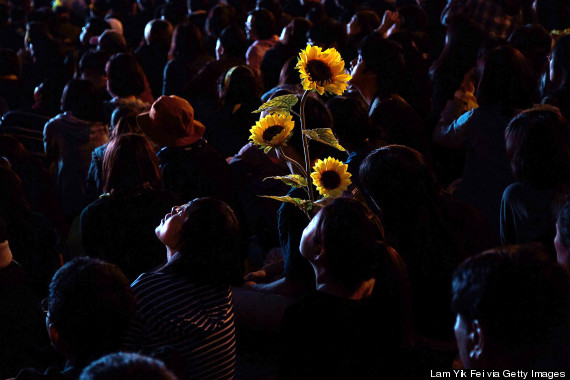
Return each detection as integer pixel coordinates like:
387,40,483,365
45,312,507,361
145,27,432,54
137,95,235,205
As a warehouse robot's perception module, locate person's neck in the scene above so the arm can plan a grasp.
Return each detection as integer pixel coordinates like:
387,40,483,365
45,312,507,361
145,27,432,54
316,277,376,300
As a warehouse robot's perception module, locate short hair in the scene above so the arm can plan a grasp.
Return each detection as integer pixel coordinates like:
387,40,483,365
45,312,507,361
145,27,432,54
505,106,570,187
359,145,438,215
312,197,386,287
98,30,127,54
162,197,242,285
106,53,146,97
350,10,381,36
358,34,405,95
218,24,248,58
326,95,377,149
307,19,345,49
80,352,177,380
145,19,173,45
475,45,534,112
61,79,104,122
78,49,108,77
47,257,135,362
247,8,275,40
85,17,111,37
451,245,570,367
103,133,162,197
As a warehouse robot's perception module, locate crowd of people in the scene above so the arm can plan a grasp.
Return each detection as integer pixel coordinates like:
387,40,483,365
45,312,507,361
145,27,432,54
1,0,570,378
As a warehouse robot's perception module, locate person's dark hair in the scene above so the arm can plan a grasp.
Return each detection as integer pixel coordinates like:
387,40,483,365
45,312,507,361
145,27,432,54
247,8,275,40
397,4,428,33
451,244,570,367
282,17,311,48
218,24,248,58
205,3,235,38
278,56,300,86
80,352,177,380
98,30,128,55
307,19,345,49
61,79,104,122
85,17,111,37
256,0,281,21
312,197,386,287
550,34,570,88
429,18,484,113
220,65,261,106
475,45,534,113
359,34,404,95
103,133,162,197
47,257,136,364
161,197,242,285
110,113,141,139
535,0,570,31
79,49,108,77
508,24,552,82
106,53,146,97
170,22,204,58
326,95,377,151
349,10,380,38
360,145,438,217
505,106,570,187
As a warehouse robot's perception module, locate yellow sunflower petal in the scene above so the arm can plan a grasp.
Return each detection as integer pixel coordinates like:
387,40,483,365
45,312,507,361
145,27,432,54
296,45,351,96
310,157,352,198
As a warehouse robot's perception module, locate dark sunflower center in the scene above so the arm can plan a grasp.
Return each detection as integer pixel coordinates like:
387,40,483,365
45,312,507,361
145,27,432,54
306,60,333,83
320,170,341,189
262,125,284,142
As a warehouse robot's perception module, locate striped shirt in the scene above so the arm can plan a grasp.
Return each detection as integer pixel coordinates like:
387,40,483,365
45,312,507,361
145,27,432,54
125,272,236,379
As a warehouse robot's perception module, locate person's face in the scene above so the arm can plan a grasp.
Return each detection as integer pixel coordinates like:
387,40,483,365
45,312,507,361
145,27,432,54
156,204,189,250
454,314,474,368
349,53,368,91
299,211,322,262
215,38,223,60
80,24,92,46
245,15,254,40
554,222,569,265
346,15,360,37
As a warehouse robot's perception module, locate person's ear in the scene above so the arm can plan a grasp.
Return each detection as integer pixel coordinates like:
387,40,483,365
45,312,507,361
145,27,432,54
468,319,484,363
47,323,61,349
313,245,325,262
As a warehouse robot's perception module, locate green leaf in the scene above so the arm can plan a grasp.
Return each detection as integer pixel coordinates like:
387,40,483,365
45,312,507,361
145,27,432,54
263,174,308,188
259,195,316,211
303,128,346,152
253,94,298,115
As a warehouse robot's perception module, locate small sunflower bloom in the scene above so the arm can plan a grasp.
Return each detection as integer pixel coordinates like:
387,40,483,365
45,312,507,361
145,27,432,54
296,44,352,96
311,157,352,198
250,113,295,152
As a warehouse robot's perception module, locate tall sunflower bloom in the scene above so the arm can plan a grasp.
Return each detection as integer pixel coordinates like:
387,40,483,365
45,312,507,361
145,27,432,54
311,157,351,198
296,45,352,96
250,113,295,152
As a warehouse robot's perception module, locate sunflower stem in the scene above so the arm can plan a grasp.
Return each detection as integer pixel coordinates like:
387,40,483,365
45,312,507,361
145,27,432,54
277,148,309,195
300,90,315,203
290,110,301,118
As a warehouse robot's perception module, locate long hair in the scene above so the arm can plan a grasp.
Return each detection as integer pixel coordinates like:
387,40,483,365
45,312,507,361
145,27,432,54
505,106,570,188
102,133,161,197
475,46,534,114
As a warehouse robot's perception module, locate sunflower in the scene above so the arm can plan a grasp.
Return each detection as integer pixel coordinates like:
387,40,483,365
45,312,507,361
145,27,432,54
250,113,295,152
296,45,352,96
311,157,352,198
